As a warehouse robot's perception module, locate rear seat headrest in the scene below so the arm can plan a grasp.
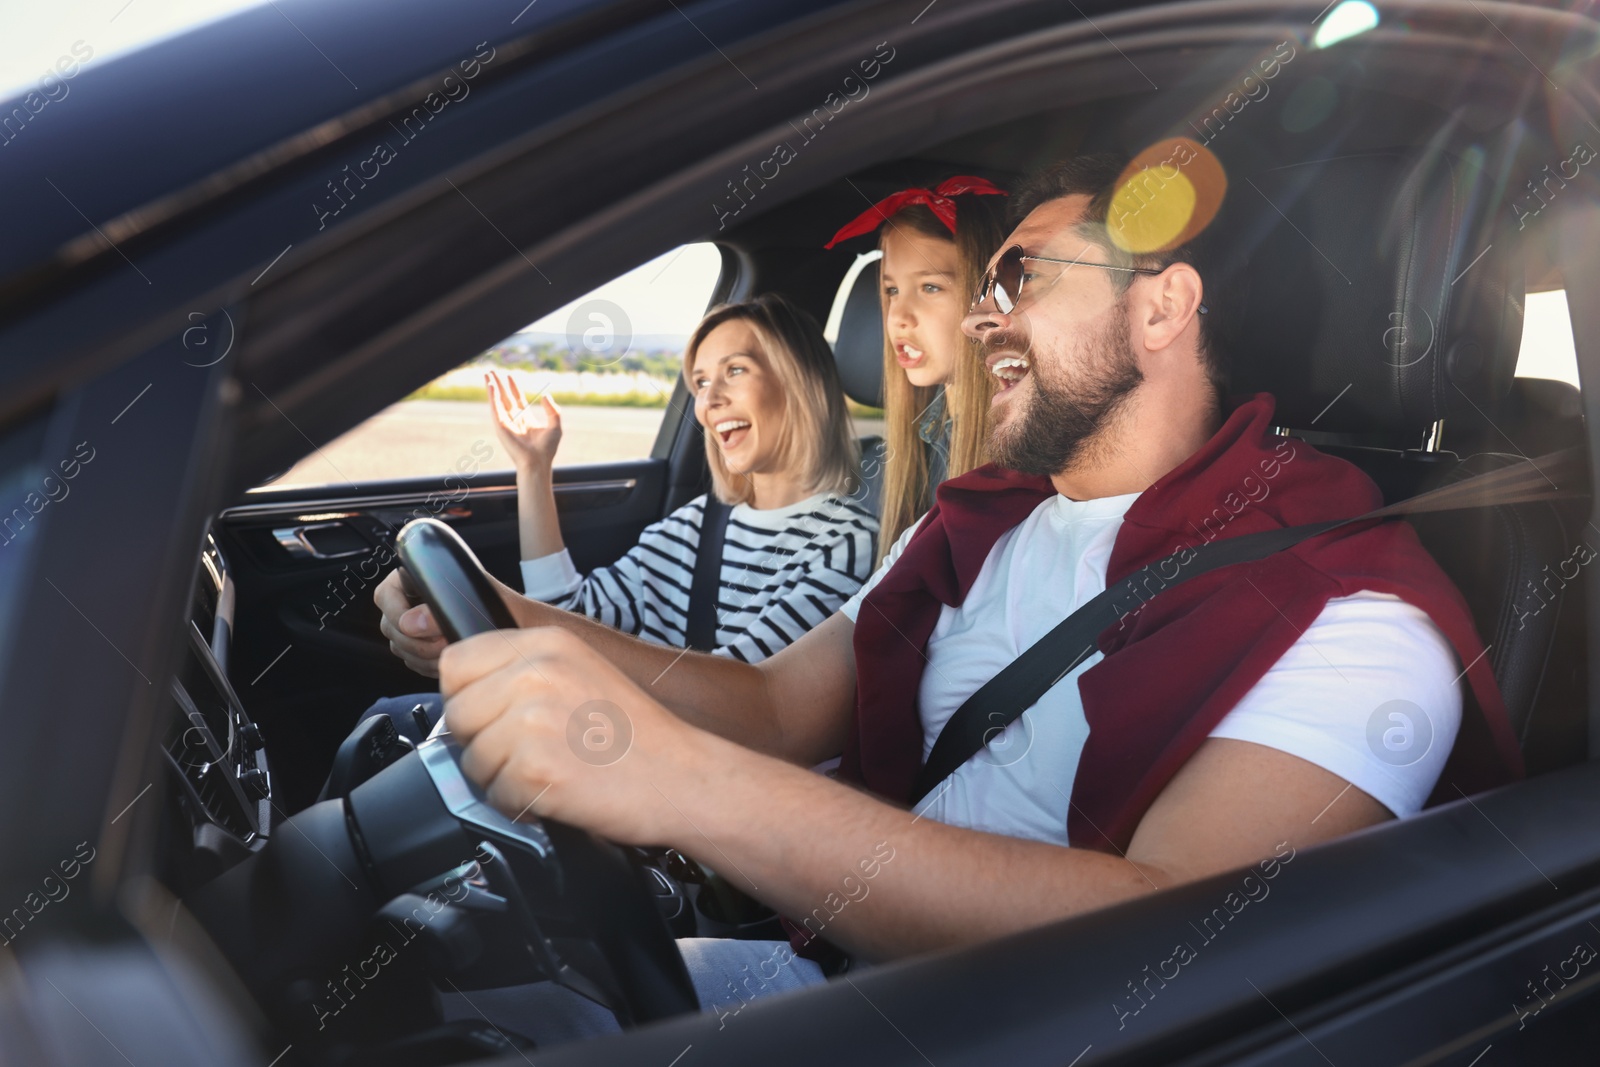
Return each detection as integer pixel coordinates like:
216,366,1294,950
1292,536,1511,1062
831,261,884,408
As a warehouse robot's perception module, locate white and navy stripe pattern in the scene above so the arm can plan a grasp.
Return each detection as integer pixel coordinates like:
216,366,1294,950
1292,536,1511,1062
520,492,878,663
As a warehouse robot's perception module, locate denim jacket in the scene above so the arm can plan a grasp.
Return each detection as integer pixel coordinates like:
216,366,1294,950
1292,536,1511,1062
916,387,951,490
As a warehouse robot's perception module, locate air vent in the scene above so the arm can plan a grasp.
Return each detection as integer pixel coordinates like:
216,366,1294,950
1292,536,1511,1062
167,682,256,842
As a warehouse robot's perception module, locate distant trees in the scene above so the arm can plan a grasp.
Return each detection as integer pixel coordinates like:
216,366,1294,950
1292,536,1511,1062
476,341,682,378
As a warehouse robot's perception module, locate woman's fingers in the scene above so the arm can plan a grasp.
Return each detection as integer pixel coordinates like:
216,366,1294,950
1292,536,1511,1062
492,369,526,416
485,373,512,429
502,371,529,414
488,370,543,434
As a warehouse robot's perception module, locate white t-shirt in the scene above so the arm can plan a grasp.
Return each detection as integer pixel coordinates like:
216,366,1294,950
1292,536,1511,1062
841,492,1463,846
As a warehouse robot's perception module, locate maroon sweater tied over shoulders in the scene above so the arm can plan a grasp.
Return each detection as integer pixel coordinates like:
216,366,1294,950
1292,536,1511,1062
837,393,1524,853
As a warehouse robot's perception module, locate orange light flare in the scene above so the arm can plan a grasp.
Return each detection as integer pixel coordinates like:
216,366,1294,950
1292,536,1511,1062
1106,138,1228,254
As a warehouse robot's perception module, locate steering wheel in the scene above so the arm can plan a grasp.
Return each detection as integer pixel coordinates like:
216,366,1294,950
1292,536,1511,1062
187,519,696,1053
390,518,697,1020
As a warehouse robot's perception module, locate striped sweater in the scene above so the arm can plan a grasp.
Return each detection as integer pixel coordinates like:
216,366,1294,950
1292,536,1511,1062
519,492,879,663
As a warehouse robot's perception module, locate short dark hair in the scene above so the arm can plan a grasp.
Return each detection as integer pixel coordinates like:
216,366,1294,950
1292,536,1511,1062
1010,152,1240,397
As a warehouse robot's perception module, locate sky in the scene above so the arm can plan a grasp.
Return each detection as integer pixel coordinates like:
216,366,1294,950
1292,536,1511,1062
516,243,726,341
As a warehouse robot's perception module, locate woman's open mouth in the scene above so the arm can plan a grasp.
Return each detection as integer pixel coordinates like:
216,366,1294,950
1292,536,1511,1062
989,355,1032,396
895,342,925,369
715,419,752,450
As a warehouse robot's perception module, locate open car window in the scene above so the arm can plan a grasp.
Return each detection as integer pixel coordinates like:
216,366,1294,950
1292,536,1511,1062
265,242,723,488
1516,288,1579,385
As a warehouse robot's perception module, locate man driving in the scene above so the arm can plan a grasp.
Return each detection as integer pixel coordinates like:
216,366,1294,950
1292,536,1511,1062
374,152,1521,1037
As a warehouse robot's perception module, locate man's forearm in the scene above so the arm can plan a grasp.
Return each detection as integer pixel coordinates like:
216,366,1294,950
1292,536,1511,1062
674,731,1170,962
491,576,789,755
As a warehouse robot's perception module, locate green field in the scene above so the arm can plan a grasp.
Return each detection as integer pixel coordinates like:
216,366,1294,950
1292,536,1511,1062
408,383,669,407
409,381,884,418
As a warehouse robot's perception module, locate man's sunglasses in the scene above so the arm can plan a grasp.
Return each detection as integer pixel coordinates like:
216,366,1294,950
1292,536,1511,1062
971,244,1208,315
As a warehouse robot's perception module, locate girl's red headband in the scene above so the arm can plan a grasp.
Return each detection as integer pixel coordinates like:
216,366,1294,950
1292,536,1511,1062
824,175,1007,249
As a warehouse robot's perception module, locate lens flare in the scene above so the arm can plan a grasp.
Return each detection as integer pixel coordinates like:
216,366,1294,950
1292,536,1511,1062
1107,137,1227,254
1313,1,1379,50
1281,76,1339,132
1111,171,1196,252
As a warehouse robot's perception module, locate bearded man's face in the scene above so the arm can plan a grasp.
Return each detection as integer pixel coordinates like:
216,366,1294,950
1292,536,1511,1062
982,293,1143,477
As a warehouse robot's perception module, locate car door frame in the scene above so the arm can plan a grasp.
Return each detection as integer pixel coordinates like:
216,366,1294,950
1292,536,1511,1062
2,0,1599,1064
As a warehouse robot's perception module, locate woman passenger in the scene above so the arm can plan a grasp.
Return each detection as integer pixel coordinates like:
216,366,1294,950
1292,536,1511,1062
492,291,877,661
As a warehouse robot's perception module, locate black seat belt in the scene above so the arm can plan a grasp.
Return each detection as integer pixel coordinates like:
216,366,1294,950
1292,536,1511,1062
909,448,1585,805
685,495,732,652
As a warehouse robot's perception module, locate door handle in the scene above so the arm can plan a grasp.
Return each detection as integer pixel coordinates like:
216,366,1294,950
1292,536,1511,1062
272,521,370,560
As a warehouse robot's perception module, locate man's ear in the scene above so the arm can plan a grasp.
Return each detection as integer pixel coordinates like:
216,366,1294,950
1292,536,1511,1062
1136,263,1205,354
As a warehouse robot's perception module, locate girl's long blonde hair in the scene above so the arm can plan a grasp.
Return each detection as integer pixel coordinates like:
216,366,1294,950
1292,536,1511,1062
876,198,1009,562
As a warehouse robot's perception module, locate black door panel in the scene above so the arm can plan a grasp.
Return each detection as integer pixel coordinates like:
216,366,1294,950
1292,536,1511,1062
213,458,668,811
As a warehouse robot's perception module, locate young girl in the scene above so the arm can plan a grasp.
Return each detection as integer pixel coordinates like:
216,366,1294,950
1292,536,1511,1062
487,291,877,663
826,175,1009,560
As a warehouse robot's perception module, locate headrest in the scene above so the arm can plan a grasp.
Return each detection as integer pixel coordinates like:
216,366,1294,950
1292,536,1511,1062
1228,149,1524,438
832,261,885,408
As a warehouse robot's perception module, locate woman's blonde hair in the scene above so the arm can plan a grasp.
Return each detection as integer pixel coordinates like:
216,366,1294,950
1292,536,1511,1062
876,196,1009,562
682,293,858,507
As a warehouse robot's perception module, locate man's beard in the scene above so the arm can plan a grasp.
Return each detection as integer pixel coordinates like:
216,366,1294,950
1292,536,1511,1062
987,308,1143,477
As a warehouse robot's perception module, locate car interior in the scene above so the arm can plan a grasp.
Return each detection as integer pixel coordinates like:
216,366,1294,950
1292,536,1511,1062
206,42,1592,809
10,2,1600,1064
188,65,1596,1067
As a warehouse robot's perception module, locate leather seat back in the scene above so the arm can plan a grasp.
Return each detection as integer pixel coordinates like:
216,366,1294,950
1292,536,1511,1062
1230,149,1586,763
831,261,887,518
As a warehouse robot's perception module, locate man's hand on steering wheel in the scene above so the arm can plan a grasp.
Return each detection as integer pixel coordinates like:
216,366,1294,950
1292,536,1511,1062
439,626,709,846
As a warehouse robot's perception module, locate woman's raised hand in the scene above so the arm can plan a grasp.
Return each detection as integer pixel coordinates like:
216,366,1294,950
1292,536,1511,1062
487,369,562,476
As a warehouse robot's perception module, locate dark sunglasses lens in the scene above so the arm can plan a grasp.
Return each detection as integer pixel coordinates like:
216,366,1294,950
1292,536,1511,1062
994,246,1024,313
